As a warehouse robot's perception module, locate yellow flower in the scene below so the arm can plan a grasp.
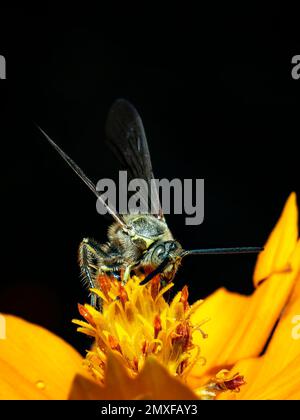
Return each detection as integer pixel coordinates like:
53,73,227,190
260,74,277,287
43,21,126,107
0,193,299,400
73,274,208,383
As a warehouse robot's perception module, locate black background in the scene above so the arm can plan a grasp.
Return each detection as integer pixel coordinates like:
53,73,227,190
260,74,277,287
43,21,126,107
0,3,299,354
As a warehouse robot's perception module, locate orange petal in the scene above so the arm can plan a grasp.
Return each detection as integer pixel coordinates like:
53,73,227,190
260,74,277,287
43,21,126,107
227,353,300,400
253,192,298,287
189,287,248,386
189,195,299,388
69,352,198,400
250,355,300,400
137,357,198,399
264,268,300,373
0,315,84,400
222,268,300,400
68,375,105,400
189,262,299,387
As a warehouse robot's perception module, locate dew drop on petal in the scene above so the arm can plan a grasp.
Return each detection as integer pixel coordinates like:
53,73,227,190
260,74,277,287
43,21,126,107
35,380,46,390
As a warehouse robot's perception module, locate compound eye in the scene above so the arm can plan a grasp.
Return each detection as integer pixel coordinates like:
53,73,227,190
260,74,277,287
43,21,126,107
152,244,166,263
155,245,165,256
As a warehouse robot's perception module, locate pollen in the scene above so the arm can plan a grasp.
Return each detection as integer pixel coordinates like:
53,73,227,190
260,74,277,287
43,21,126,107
73,273,207,383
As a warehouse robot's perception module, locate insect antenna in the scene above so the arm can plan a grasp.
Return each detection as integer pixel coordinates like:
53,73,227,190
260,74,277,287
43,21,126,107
181,247,263,257
141,246,263,285
36,125,128,230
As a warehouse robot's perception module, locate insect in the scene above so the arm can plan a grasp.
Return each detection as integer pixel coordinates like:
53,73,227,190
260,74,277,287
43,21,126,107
38,99,262,308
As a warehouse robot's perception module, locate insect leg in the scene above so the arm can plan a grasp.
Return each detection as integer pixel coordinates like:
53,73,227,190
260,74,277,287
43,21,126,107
122,261,141,285
78,238,108,308
123,264,134,285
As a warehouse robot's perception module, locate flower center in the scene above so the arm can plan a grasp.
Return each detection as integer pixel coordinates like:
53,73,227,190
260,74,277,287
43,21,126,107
73,273,206,383
73,272,245,399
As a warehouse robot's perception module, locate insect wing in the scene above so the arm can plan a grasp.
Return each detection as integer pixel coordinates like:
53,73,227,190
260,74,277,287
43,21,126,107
105,99,164,219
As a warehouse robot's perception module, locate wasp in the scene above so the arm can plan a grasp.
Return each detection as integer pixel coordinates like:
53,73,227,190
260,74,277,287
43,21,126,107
38,99,262,308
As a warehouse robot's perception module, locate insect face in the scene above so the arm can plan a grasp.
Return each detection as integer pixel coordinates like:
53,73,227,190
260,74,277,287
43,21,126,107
147,240,183,267
138,240,183,284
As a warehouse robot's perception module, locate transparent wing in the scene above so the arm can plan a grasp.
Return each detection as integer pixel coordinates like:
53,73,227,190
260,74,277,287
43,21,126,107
105,99,163,219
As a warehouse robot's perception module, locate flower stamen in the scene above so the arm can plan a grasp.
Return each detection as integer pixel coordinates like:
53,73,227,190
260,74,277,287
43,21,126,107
72,272,244,400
